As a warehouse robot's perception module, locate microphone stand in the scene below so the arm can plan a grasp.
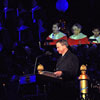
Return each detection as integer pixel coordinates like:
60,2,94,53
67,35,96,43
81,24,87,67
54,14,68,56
33,51,52,75
33,54,45,75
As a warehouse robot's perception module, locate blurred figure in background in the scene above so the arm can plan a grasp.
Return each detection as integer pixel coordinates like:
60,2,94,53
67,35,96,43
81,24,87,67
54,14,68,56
46,22,67,45
68,23,89,46
89,27,100,44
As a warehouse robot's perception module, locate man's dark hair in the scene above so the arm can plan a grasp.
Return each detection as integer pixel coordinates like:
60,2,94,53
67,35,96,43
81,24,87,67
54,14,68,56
53,22,61,28
92,27,100,31
72,23,82,29
56,39,68,47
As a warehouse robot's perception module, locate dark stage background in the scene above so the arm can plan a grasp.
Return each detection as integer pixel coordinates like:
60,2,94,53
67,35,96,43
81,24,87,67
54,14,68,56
0,0,100,100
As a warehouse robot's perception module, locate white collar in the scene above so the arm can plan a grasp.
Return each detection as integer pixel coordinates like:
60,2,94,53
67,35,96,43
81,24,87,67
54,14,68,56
49,31,66,39
70,33,87,40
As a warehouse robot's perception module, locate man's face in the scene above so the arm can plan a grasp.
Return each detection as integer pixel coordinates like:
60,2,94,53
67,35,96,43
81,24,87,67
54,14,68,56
56,42,66,54
72,26,81,35
92,29,100,37
52,24,60,33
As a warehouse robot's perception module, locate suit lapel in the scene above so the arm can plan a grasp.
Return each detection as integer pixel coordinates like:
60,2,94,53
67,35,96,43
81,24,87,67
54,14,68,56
56,50,71,70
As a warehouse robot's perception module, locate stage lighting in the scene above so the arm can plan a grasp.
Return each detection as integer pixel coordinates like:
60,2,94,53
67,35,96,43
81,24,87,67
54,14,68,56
56,0,69,12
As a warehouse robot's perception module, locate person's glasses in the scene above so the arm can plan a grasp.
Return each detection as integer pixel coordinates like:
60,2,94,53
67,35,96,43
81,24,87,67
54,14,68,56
72,29,79,31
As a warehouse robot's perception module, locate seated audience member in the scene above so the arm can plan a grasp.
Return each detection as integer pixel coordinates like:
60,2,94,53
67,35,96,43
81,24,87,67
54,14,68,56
46,23,67,45
68,23,89,46
89,27,100,44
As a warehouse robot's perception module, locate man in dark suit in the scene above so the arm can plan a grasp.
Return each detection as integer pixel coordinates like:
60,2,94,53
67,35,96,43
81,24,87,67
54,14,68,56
54,39,79,80
53,39,79,100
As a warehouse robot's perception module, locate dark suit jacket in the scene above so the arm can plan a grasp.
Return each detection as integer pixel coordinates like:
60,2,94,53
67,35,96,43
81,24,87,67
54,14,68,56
50,50,79,99
56,50,79,83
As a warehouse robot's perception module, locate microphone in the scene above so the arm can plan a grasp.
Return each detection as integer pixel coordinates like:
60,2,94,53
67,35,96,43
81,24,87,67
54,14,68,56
33,51,52,74
45,51,52,56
